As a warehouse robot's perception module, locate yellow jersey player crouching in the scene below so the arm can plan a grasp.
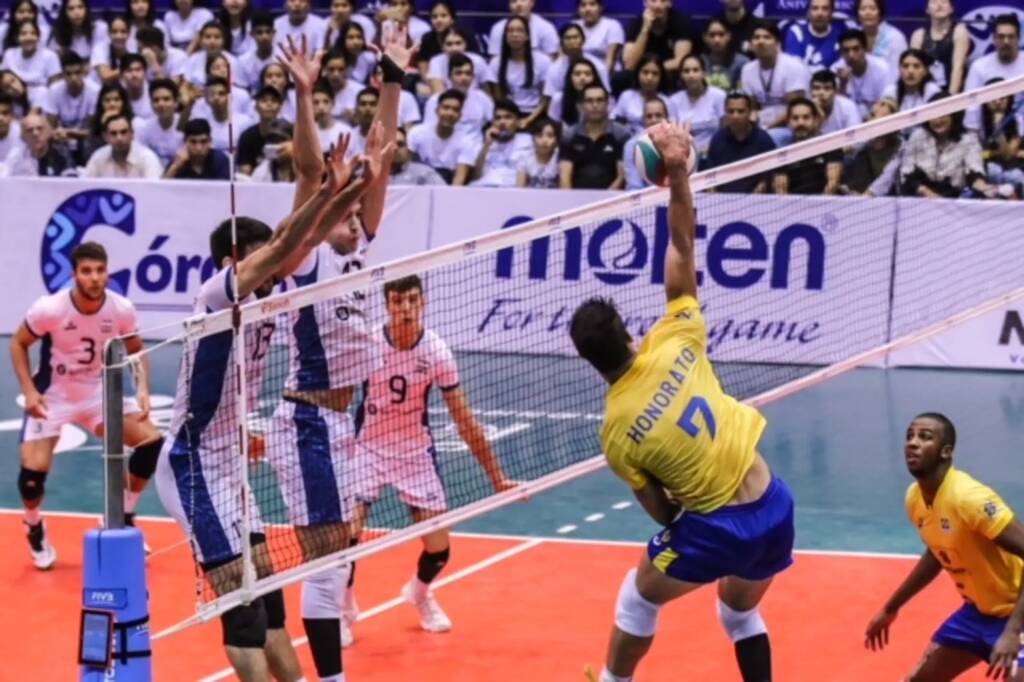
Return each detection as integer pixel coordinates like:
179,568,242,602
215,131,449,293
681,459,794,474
866,413,1024,681
572,121,795,682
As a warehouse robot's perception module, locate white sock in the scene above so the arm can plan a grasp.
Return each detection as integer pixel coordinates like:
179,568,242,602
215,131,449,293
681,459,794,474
24,508,40,525
601,669,632,682
320,675,344,682
410,577,429,601
124,490,141,514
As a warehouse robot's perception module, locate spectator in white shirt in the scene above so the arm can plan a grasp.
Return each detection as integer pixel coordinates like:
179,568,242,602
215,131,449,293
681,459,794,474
455,98,532,186
1,1,50,51
237,11,274,93
881,48,941,113
250,118,295,182
0,93,25,161
136,26,186,83
218,0,254,56
134,77,182,166
811,68,862,134
389,125,446,185
418,1,481,85
1,21,61,106
545,23,610,100
320,49,361,122
426,28,489,94
408,88,465,183
204,51,253,114
182,20,237,87
855,0,907,74
963,14,1024,131
668,55,726,157
740,19,810,143
516,116,560,187
82,81,133,160
125,0,166,53
337,20,376,84
368,62,421,129
83,112,163,178
345,85,377,155
0,69,31,117
312,81,352,153
274,0,326,52
832,28,892,119
548,56,598,126
162,0,214,49
90,14,130,85
257,62,296,122
5,111,77,176
573,0,623,76
119,53,152,120
424,53,492,142
324,0,376,50
43,51,98,162
613,54,671,135
488,16,551,129
188,75,253,151
47,0,108,60
378,0,431,45
487,0,559,57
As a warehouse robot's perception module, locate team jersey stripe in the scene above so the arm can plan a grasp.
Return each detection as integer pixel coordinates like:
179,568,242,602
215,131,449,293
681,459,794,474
32,335,53,394
23,319,40,338
293,402,344,525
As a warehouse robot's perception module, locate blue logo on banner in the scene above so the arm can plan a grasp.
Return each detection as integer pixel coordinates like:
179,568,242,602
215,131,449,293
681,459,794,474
83,588,128,609
41,190,135,294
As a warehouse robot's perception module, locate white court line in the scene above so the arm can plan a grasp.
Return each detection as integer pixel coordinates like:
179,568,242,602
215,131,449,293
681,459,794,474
196,538,545,682
0,508,920,558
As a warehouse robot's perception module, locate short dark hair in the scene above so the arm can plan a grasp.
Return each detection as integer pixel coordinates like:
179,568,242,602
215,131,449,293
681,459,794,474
725,91,753,109
914,412,957,450
184,118,212,138
994,13,1021,35
60,51,85,69
121,53,146,72
149,77,178,100
383,274,423,298
0,93,12,110
71,242,107,269
447,52,473,74
438,88,465,106
209,217,273,264
324,48,348,66
570,298,632,374
493,97,520,117
839,28,867,47
357,86,379,103
206,75,229,91
811,69,837,87
582,82,609,99
255,84,284,102
750,19,782,42
250,10,274,29
102,113,132,132
136,26,165,50
313,80,334,99
855,0,885,17
787,96,819,117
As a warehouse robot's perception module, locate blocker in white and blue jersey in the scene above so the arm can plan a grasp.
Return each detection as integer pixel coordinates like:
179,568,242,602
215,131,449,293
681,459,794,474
155,267,275,566
268,241,381,526
351,325,460,512
20,288,140,441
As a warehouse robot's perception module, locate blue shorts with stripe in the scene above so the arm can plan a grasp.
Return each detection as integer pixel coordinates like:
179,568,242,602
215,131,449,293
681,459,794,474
647,476,795,584
934,602,1024,663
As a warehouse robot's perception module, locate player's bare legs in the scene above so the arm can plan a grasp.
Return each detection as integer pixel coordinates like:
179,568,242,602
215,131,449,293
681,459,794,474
603,556,703,677
718,575,775,681
18,437,59,568
905,643,990,682
96,415,164,534
399,509,453,632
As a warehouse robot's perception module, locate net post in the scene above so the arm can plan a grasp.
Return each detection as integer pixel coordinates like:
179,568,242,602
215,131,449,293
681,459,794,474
103,338,126,529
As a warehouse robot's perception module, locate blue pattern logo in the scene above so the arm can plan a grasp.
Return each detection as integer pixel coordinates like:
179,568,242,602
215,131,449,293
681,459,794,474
41,190,136,294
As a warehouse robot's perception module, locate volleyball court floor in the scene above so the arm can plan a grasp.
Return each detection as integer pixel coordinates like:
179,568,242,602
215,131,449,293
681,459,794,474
1,348,1022,681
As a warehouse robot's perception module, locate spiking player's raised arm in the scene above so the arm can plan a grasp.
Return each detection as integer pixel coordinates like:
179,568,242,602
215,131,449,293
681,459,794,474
647,121,698,303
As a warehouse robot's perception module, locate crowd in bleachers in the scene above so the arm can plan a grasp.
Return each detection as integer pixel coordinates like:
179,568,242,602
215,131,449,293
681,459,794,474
0,0,1021,199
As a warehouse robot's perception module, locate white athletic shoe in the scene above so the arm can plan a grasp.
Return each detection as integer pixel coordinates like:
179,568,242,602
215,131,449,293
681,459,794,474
25,520,57,570
401,580,452,633
340,619,354,648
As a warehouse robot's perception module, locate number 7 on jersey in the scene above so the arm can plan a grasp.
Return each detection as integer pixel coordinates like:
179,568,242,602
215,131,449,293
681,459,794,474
677,396,716,440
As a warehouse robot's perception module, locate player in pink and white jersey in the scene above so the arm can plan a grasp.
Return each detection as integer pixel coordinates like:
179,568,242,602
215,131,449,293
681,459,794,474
349,274,517,634
10,241,164,570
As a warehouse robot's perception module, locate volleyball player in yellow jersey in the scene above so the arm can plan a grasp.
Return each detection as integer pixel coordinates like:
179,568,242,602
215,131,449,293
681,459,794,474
571,121,795,682
866,413,1024,681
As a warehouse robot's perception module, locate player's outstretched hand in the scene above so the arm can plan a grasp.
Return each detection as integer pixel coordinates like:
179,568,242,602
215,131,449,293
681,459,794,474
363,120,395,180
864,607,896,651
325,132,355,191
24,390,47,420
277,34,324,92
987,628,1022,679
646,120,692,172
377,22,418,72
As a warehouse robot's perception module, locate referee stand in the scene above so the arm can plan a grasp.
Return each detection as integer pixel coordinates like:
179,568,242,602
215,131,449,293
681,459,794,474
80,339,152,680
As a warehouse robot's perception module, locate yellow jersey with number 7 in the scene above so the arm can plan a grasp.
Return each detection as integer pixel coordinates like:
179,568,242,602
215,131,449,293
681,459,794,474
601,295,767,514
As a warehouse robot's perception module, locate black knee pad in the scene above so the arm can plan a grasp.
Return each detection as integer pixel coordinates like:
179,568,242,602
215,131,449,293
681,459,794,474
220,602,267,649
263,588,286,630
416,547,450,584
18,467,46,503
128,438,163,480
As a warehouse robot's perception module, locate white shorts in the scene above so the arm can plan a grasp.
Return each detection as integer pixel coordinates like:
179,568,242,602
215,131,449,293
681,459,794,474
349,442,448,512
155,436,264,567
21,385,140,443
266,399,353,526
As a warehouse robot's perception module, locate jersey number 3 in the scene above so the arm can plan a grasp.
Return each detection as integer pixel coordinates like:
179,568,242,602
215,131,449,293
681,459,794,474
677,396,716,440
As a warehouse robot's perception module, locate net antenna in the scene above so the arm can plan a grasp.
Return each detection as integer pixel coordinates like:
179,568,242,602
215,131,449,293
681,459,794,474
152,75,1024,638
